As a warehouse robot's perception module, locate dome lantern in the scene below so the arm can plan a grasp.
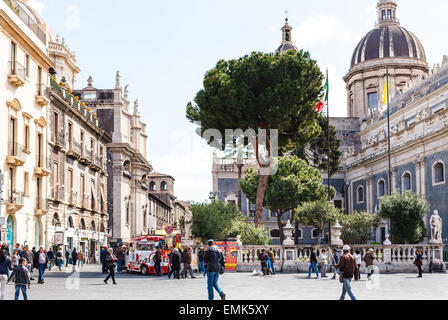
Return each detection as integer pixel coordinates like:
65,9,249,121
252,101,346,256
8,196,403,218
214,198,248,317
276,14,298,53
377,0,399,26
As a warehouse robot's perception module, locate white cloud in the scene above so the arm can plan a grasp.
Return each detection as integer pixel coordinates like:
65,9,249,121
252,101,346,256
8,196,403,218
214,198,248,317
293,14,356,48
65,5,81,30
149,125,214,203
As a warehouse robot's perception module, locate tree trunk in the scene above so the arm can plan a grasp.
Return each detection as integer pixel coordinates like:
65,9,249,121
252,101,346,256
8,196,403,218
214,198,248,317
294,221,299,245
255,174,269,227
277,210,284,244
237,164,243,210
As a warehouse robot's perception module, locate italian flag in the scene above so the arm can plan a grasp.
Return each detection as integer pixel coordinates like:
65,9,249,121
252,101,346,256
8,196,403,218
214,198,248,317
316,76,329,113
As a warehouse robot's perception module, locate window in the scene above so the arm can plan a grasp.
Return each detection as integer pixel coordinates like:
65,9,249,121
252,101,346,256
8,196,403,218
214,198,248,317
25,54,29,78
52,214,60,227
387,9,392,20
54,112,59,138
377,179,385,198
433,162,445,185
80,131,84,148
227,200,236,206
161,181,167,191
149,182,156,191
402,172,411,191
249,201,256,217
270,229,280,238
80,219,86,230
24,124,30,151
80,174,85,196
368,92,378,110
10,42,16,74
68,122,73,143
24,172,29,196
293,228,303,239
311,229,323,239
126,206,130,225
334,200,343,210
381,10,386,20
9,117,16,153
68,217,74,229
91,221,96,231
357,186,364,204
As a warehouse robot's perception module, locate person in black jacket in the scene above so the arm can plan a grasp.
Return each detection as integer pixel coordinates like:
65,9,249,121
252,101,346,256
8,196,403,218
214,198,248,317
0,245,12,300
153,247,162,276
8,258,31,300
197,247,205,274
307,248,319,279
47,249,55,271
65,249,70,267
100,247,108,274
170,248,182,279
203,240,226,301
104,248,117,284
71,248,78,273
259,249,269,276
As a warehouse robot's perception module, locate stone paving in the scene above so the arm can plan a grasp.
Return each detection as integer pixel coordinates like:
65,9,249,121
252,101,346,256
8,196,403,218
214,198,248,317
4,264,448,300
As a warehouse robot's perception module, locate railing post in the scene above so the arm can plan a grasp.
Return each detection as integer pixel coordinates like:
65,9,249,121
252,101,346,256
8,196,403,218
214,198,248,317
383,235,392,264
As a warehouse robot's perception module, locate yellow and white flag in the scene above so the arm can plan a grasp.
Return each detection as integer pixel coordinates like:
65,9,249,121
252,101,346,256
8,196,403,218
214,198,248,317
382,79,388,105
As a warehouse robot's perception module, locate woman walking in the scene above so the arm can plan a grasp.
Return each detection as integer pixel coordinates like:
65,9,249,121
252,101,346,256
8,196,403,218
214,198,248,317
104,248,117,284
354,250,362,280
415,249,423,278
0,245,12,300
11,249,20,269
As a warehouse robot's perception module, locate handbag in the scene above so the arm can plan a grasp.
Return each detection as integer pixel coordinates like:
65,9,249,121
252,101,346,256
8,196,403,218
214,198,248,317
339,271,344,283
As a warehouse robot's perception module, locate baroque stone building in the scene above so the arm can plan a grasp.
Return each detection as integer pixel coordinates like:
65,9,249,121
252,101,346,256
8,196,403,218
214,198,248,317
213,1,448,244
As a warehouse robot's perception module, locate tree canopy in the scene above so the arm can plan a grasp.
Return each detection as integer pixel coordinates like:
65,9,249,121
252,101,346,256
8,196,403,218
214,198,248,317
379,192,428,244
187,50,325,226
339,211,381,244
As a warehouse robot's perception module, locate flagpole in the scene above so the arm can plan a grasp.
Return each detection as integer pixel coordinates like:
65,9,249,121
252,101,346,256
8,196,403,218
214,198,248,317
326,68,332,245
386,67,392,195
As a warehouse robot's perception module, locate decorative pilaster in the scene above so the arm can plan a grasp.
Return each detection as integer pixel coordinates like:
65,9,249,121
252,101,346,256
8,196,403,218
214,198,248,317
366,174,373,213
391,167,397,193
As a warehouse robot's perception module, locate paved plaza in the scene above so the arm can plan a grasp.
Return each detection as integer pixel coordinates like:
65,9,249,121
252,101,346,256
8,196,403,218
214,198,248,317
4,264,448,300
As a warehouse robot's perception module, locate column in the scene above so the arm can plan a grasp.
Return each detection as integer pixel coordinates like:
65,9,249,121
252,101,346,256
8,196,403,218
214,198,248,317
420,157,426,196
414,157,421,195
366,174,373,214
391,167,397,193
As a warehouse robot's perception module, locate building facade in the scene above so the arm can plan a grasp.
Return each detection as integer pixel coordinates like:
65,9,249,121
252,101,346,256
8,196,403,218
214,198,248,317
0,0,52,250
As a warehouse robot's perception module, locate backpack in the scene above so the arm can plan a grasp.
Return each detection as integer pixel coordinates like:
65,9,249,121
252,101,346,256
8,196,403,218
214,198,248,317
215,251,225,275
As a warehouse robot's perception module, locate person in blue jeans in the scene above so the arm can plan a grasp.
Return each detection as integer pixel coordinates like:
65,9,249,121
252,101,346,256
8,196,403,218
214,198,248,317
8,258,31,300
307,248,319,279
197,247,205,274
203,240,226,300
336,245,358,301
33,246,48,284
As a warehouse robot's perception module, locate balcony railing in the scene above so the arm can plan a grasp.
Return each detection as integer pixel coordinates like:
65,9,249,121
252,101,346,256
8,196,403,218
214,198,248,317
3,0,46,43
49,77,99,127
68,139,82,158
35,155,50,176
51,186,65,202
84,147,92,162
6,142,26,166
5,189,24,213
56,132,66,149
8,61,25,81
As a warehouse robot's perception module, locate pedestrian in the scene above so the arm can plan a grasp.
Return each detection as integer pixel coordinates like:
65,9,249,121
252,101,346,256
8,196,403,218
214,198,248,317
414,249,423,278
354,250,362,280
307,248,319,279
15,243,22,257
11,249,20,269
21,246,34,281
104,248,117,284
115,246,124,272
259,249,269,276
153,247,163,277
203,239,226,301
71,248,78,273
33,246,48,284
0,245,12,300
77,251,84,268
364,249,376,280
47,248,55,271
319,249,328,278
100,246,108,274
56,248,64,271
180,247,187,278
267,248,276,275
7,258,31,300
197,247,205,274
170,248,182,279
330,249,340,280
65,249,70,267
336,245,359,301
181,247,196,279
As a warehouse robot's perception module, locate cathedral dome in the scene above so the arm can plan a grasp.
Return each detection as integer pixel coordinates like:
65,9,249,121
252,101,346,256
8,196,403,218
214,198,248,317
276,17,298,53
350,0,426,68
350,24,426,67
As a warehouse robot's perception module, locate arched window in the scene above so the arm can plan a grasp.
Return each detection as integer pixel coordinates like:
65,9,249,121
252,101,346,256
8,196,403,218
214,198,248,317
433,161,445,185
311,229,322,239
80,219,86,230
52,213,61,227
377,179,385,198
402,172,411,191
161,181,167,191
126,205,130,225
357,186,364,204
100,223,105,233
149,181,156,191
91,220,96,231
68,217,74,229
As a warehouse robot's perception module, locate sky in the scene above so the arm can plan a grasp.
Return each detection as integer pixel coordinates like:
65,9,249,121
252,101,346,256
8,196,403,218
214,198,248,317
29,0,448,203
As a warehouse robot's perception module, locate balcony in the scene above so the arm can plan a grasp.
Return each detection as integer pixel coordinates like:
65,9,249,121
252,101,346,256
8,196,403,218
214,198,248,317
5,189,24,213
3,0,46,43
7,61,25,87
51,186,65,203
67,139,82,159
81,195,90,210
6,142,26,166
34,155,51,177
90,154,103,171
68,191,79,207
55,132,66,151
34,197,48,216
35,84,49,107
80,147,92,165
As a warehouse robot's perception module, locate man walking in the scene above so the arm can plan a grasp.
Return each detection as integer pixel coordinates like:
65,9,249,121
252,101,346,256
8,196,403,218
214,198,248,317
170,248,182,279
307,248,319,279
197,247,205,275
259,249,269,276
47,248,55,271
71,248,78,273
116,246,124,272
100,246,108,274
364,249,376,280
267,248,276,275
21,246,34,281
330,249,340,280
336,245,359,301
33,246,48,284
319,249,328,278
181,247,196,279
204,240,226,300
153,247,163,277
65,248,70,268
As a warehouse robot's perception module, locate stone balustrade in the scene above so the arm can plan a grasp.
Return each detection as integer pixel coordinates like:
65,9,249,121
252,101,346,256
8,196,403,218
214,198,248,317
235,244,446,273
